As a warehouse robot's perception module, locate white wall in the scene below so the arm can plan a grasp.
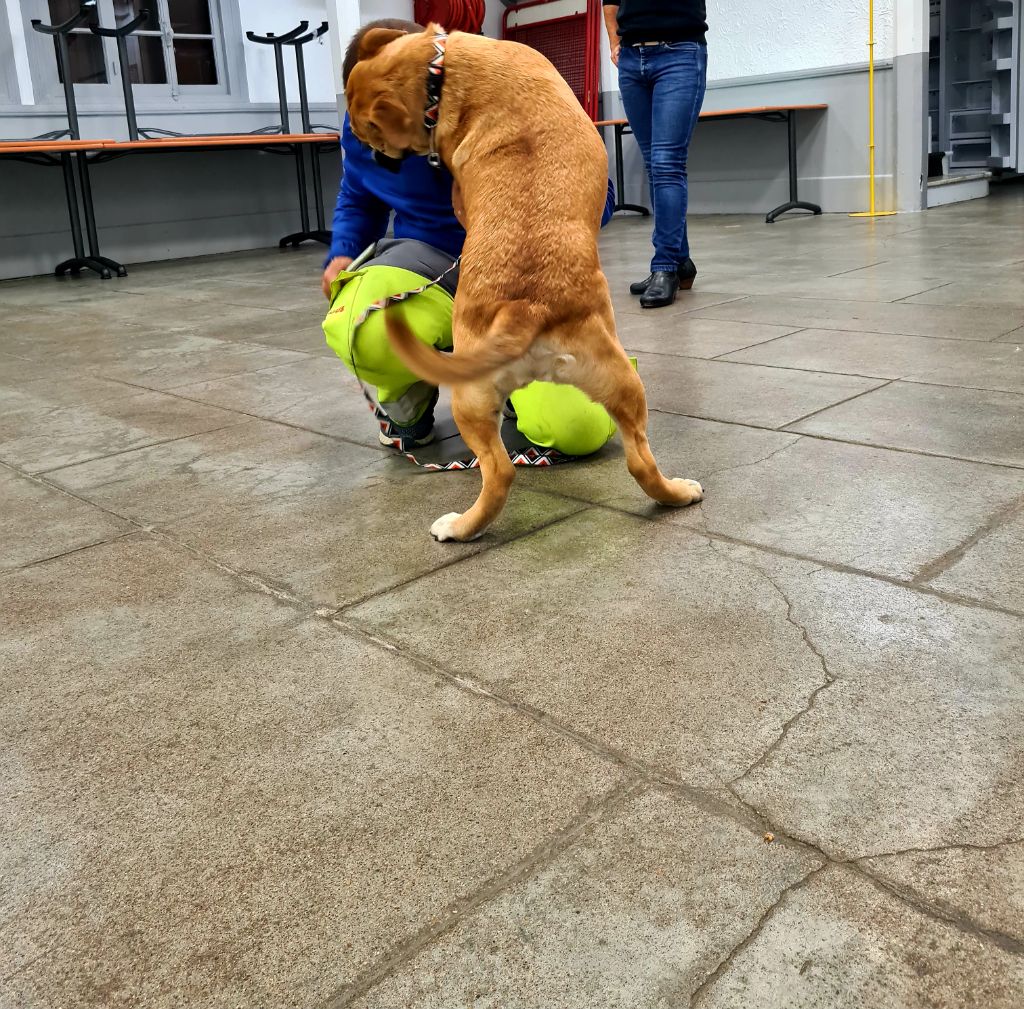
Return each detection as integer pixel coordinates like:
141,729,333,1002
599,0,895,93
242,0,336,106
706,0,894,81
362,0,415,22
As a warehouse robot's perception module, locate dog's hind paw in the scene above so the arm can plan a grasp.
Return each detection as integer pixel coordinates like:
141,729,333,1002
430,512,482,542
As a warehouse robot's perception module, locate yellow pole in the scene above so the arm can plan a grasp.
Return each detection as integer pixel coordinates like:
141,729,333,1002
851,0,896,217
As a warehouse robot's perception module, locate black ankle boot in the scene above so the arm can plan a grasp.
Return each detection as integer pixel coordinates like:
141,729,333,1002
639,271,679,308
630,274,656,295
630,259,698,296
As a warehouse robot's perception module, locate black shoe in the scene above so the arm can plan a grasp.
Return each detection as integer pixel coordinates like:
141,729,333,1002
639,271,679,309
629,258,698,296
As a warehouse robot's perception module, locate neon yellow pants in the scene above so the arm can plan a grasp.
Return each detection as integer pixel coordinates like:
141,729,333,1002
323,265,617,456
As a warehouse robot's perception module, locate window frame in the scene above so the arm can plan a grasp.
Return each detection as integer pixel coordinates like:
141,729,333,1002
0,8,20,104
19,0,245,110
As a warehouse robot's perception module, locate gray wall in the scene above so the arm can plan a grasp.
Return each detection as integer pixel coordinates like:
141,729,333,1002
0,139,340,280
603,63,895,216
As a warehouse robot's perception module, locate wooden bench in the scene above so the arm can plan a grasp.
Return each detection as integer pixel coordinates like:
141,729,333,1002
595,103,828,224
0,133,338,279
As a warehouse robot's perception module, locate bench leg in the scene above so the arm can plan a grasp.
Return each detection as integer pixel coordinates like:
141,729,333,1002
612,123,650,217
56,256,116,280
279,144,332,248
766,112,822,224
766,200,822,224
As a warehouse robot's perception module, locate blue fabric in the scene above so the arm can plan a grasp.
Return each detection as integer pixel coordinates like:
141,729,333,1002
328,114,617,264
617,43,707,271
327,114,465,264
602,178,615,227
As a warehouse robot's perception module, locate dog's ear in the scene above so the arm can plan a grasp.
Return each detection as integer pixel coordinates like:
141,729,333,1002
357,28,407,62
371,95,413,138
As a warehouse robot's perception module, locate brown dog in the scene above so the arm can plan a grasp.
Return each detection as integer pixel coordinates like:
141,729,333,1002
346,25,703,542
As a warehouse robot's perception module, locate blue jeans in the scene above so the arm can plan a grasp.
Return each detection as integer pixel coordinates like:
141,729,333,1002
618,42,708,272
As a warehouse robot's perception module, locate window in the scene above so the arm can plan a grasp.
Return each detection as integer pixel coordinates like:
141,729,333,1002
112,0,219,87
24,0,228,101
46,0,108,85
0,7,20,102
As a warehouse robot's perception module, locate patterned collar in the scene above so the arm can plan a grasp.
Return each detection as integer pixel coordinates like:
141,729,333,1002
424,29,447,168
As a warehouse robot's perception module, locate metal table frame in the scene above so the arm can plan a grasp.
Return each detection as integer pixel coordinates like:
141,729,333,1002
599,104,827,224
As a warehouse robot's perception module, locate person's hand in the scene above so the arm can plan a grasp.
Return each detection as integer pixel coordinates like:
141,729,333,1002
321,256,353,299
611,43,621,66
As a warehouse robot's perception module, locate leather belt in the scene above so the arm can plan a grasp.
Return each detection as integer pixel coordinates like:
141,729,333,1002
631,41,671,46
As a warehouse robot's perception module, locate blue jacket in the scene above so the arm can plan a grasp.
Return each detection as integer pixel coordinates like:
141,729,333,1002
328,114,616,263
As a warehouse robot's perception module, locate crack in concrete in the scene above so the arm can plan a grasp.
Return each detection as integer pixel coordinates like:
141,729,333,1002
711,547,839,788
696,435,802,487
851,863,1024,956
323,779,647,1009
688,865,828,1007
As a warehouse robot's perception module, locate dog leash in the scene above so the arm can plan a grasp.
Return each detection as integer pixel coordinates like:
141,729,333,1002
331,245,572,472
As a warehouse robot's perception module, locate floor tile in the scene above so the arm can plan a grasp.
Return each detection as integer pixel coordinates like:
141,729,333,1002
615,315,799,358
691,865,1024,1008
0,353,75,385
49,420,586,608
0,467,129,569
169,355,378,446
518,410,799,516
0,540,620,1007
927,508,1024,613
0,374,135,416
7,329,309,391
670,435,1024,579
0,387,239,474
788,381,1024,467
696,272,945,302
900,279,1024,309
355,790,820,1009
634,353,883,428
347,510,830,787
691,295,1024,341
728,552,1024,859
862,842,1024,946
721,328,1024,394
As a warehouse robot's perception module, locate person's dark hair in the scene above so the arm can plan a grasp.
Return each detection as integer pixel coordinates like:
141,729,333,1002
342,18,422,87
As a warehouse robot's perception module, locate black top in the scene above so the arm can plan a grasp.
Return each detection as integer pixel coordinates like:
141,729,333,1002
606,0,708,47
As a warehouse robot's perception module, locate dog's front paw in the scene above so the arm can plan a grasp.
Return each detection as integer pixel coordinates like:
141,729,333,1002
663,478,704,507
431,512,466,542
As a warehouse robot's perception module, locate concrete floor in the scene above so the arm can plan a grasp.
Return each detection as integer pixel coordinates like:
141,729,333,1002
3,184,1024,1008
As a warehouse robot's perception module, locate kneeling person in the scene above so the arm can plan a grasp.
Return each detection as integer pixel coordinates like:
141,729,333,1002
323,237,617,457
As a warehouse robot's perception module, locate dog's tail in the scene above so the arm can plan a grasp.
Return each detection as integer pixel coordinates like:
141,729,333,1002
385,300,538,387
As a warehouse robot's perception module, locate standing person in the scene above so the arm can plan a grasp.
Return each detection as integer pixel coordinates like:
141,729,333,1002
603,1,708,308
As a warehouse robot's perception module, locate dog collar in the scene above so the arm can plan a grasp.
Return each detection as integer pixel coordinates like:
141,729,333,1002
424,29,447,169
